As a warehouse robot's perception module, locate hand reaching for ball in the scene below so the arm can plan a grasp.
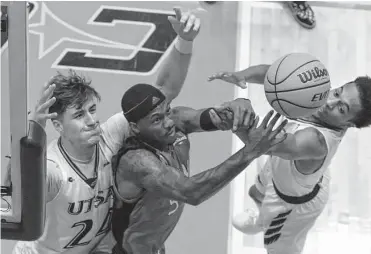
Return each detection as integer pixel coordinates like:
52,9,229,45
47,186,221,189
208,71,247,89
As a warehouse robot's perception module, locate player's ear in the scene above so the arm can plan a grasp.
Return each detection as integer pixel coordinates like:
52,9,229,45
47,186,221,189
52,119,63,134
129,122,140,135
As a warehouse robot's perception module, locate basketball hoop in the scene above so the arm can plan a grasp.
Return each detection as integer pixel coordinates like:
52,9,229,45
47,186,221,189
1,1,46,241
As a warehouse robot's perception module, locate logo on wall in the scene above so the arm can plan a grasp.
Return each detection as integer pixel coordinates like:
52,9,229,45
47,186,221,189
2,2,177,75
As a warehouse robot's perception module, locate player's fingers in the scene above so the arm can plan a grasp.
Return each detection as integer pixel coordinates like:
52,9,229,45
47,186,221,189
232,108,241,132
209,109,222,127
259,110,274,129
271,133,288,147
238,81,247,89
208,72,229,81
38,97,56,112
243,110,252,127
41,80,52,96
249,112,256,127
270,119,288,139
219,110,233,130
252,116,259,129
44,76,56,89
167,16,178,24
180,12,189,25
266,113,282,131
174,6,182,20
39,112,58,120
45,112,58,119
193,17,201,32
207,74,219,81
184,14,196,33
40,83,56,104
43,81,49,90
246,116,259,132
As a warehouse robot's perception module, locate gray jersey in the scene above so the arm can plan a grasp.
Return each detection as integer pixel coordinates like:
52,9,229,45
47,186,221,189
112,131,190,254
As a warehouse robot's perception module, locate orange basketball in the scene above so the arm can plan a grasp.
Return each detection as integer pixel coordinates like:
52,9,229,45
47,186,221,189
264,53,331,118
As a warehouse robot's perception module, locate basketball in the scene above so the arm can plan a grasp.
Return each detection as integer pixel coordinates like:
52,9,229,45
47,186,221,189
264,53,331,118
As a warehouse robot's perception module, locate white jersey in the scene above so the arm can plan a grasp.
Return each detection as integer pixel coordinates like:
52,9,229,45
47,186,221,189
13,113,129,254
266,118,345,197
252,119,346,254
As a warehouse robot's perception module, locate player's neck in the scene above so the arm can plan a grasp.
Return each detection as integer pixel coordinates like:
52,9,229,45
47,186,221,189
139,136,169,152
302,114,345,132
60,138,96,162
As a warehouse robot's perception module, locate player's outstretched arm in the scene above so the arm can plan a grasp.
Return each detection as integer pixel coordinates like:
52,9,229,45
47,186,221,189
116,111,287,206
208,64,271,89
171,98,256,134
155,7,200,101
99,7,201,151
236,126,328,169
267,127,328,160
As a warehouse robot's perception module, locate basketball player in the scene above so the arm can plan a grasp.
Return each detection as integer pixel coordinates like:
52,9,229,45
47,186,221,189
101,83,288,254
11,7,202,254
208,65,371,254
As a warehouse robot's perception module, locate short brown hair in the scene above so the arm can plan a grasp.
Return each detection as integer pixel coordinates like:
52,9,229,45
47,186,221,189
48,70,101,118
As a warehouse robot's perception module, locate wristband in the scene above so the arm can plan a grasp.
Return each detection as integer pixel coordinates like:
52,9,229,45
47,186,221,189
200,108,218,131
174,36,193,55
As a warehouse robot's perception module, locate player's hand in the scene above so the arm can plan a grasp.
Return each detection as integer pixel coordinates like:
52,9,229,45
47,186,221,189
240,110,288,156
168,7,201,41
214,98,255,132
29,80,58,129
207,108,233,131
208,71,247,89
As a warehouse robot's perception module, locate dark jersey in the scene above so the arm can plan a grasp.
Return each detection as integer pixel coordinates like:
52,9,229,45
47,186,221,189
111,131,190,254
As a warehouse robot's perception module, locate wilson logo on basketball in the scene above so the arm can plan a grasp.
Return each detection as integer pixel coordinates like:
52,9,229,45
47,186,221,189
297,67,329,83
311,90,330,102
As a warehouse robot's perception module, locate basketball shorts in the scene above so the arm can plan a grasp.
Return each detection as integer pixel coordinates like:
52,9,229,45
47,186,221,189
255,172,330,254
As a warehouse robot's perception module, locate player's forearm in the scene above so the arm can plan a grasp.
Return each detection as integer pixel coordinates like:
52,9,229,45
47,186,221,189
183,147,259,206
155,37,193,101
237,64,270,85
237,129,300,160
172,106,221,134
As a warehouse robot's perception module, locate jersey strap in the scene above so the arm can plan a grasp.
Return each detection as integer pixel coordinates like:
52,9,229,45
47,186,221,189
272,176,323,204
57,138,99,189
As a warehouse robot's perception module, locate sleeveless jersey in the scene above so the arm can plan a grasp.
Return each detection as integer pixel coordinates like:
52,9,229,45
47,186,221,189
13,113,129,254
266,118,345,197
111,131,190,254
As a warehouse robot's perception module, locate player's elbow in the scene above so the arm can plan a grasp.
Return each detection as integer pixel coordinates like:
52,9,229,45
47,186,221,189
176,184,202,206
232,213,249,233
184,191,202,206
187,198,201,206
184,187,207,206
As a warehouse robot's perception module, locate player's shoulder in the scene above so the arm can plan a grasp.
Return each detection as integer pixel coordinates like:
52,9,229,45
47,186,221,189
299,127,327,153
119,149,161,173
47,139,62,160
101,112,130,134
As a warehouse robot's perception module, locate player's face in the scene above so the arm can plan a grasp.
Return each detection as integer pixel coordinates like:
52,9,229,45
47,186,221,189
137,101,177,147
315,82,362,128
58,97,101,147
